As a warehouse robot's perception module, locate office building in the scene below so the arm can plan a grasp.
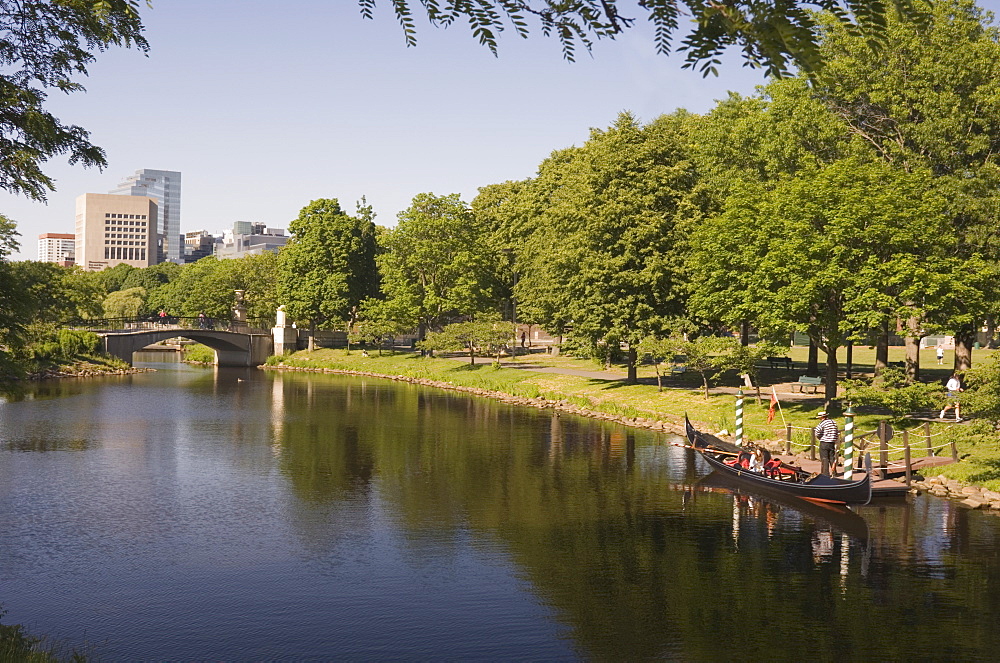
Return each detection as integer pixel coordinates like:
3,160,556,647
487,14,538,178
184,230,216,263
75,193,158,271
215,222,288,259
110,169,181,263
38,233,76,265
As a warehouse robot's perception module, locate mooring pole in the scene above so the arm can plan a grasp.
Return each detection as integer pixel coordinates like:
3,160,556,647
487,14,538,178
843,406,855,480
735,389,744,446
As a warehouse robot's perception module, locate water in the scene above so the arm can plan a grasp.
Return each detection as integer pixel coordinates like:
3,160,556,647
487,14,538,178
1,363,1000,660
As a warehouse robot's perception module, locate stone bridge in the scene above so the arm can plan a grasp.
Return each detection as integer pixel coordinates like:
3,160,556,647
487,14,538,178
99,327,273,367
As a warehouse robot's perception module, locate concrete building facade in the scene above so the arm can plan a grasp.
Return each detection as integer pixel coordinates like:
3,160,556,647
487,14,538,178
38,233,76,265
110,169,181,263
75,193,158,271
215,222,288,259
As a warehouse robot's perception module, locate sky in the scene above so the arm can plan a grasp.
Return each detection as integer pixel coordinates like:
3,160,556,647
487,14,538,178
5,1,997,260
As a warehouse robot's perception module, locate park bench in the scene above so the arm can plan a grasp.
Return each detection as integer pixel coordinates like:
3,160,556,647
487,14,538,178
791,375,823,393
767,356,793,369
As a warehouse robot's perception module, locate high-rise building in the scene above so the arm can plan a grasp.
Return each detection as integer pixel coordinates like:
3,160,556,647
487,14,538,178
110,169,181,263
38,233,76,265
75,193,158,271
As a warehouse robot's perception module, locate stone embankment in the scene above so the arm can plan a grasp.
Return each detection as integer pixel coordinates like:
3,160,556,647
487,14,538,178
27,366,152,380
912,475,1000,511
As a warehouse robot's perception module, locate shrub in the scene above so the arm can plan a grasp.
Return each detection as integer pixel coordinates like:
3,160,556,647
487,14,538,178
841,367,944,418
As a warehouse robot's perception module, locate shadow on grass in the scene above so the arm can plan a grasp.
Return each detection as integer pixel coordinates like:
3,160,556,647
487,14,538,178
963,458,1000,484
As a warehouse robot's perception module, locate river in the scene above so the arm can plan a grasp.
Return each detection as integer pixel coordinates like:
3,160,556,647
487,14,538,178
1,362,999,660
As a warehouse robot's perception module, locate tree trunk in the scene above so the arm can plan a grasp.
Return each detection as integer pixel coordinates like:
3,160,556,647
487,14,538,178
468,341,476,365
626,347,638,384
986,316,997,349
702,374,710,399
655,364,662,392
874,321,889,377
740,320,750,346
808,339,819,376
308,321,316,352
954,323,976,372
904,315,921,382
845,341,853,380
824,346,839,404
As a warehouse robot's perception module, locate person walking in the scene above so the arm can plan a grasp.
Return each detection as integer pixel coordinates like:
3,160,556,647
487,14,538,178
936,346,944,365
814,411,840,476
940,373,964,421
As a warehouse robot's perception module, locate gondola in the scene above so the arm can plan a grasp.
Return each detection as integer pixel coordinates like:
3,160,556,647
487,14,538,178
684,415,872,505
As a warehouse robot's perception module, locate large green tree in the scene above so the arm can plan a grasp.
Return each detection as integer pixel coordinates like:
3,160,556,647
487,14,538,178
376,192,498,340
811,0,1000,373
277,198,379,343
689,157,952,402
515,111,704,382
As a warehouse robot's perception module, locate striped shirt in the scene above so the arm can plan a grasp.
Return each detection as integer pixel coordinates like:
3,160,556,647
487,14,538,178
814,418,839,445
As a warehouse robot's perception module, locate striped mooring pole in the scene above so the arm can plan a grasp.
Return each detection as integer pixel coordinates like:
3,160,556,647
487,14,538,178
843,405,855,480
735,389,744,446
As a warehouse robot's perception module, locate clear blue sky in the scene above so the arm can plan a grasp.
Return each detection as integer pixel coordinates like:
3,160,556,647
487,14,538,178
4,1,996,260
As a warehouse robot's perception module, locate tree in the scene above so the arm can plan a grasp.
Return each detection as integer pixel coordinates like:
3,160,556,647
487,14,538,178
689,157,951,402
515,112,703,383
0,0,148,201
811,0,1000,373
276,198,379,346
419,318,514,365
377,193,498,341
658,334,741,398
102,286,146,319
360,0,927,77
0,215,27,385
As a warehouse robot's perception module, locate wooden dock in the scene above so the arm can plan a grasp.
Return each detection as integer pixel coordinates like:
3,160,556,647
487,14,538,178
770,453,943,498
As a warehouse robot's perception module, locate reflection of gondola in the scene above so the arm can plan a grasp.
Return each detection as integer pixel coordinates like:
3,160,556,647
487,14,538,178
697,472,871,541
685,416,872,505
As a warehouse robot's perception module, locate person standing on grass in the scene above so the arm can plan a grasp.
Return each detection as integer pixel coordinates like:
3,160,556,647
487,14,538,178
814,411,839,476
940,373,964,421
937,346,944,365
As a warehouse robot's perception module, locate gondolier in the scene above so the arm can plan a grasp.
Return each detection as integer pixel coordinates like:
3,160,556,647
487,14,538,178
814,411,839,476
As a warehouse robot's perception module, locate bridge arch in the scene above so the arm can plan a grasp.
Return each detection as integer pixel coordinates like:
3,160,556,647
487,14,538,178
100,329,273,367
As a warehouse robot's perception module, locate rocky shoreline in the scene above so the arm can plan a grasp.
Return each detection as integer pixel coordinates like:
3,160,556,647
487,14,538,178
26,365,153,380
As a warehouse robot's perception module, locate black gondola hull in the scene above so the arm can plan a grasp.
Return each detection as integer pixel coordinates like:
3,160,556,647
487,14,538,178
685,416,872,505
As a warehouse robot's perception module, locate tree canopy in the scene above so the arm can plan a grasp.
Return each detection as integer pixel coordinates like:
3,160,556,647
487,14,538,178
360,0,929,76
0,0,148,201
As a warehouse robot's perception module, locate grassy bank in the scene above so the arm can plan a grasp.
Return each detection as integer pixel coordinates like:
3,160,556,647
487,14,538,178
26,353,136,380
266,348,1000,490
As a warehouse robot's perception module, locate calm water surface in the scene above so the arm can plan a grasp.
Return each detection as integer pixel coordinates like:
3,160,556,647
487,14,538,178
2,362,1000,660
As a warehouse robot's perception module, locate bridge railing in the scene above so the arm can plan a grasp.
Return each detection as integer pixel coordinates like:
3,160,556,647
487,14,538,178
63,316,274,335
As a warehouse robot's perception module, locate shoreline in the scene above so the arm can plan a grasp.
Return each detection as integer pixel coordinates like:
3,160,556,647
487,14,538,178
26,365,153,380
261,363,688,435
262,361,1000,512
